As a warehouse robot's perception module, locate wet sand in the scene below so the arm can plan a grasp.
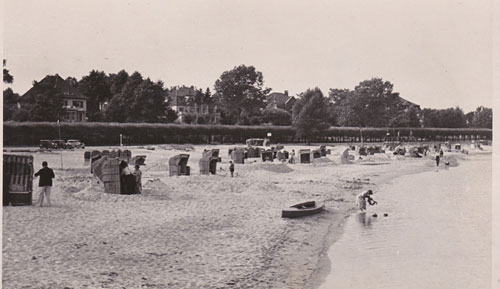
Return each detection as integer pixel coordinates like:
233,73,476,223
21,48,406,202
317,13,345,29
2,144,491,288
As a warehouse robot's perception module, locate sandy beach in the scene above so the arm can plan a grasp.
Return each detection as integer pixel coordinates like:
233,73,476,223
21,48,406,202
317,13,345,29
2,143,491,289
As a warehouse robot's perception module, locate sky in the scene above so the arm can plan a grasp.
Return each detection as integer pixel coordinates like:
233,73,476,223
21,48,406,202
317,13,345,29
2,0,494,112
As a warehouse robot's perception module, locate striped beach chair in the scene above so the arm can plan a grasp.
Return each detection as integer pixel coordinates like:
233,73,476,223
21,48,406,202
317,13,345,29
3,154,34,206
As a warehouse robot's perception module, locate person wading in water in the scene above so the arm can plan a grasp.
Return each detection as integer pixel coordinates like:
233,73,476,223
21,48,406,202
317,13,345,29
356,189,377,212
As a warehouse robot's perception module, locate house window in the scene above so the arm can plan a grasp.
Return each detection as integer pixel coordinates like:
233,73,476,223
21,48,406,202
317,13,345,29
73,101,83,108
64,100,68,107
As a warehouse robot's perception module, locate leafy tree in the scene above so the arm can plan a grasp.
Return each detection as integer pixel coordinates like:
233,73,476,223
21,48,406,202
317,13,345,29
183,114,194,124
3,61,18,120
330,79,406,127
261,108,292,126
79,70,112,121
108,70,130,96
292,88,330,142
329,79,426,128
440,107,466,128
471,106,492,128
24,79,66,121
196,115,209,124
165,108,178,123
3,88,20,121
105,71,143,122
249,115,262,126
353,78,400,127
204,87,213,105
421,107,466,128
214,65,271,124
465,111,475,127
128,79,168,123
3,59,14,84
238,109,251,125
104,72,169,123
329,88,357,126
11,108,30,122
421,108,436,127
388,105,420,127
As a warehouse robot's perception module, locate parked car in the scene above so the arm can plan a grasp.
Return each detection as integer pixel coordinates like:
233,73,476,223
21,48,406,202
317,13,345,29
51,139,66,149
39,139,53,149
66,139,85,149
245,138,270,147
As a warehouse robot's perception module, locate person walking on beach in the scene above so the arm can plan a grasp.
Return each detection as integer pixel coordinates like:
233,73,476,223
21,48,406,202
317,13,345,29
229,160,235,177
289,149,295,164
356,190,377,212
34,161,55,207
435,150,441,167
133,165,142,194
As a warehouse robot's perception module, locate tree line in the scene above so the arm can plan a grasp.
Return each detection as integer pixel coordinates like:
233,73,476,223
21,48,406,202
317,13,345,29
3,61,492,140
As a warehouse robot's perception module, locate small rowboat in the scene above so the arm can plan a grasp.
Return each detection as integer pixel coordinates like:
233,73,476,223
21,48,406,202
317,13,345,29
282,201,325,218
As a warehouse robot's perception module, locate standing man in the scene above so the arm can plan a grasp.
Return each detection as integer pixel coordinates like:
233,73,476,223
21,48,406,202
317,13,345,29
435,150,441,168
229,160,235,177
133,164,142,194
34,161,55,207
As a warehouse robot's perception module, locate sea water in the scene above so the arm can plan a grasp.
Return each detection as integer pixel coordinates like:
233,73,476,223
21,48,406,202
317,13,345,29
319,155,491,289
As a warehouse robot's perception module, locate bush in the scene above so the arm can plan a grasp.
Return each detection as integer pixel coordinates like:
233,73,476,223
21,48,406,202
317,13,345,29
261,108,292,126
2,122,492,146
2,122,296,146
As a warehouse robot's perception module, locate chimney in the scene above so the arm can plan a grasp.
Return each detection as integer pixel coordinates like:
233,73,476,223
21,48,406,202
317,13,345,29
284,90,288,96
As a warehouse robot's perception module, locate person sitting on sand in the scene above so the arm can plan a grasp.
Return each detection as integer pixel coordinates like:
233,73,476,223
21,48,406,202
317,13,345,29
119,161,136,194
356,190,377,212
133,164,142,194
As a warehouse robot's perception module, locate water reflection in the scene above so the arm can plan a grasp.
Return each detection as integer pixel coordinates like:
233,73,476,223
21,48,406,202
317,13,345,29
356,212,373,227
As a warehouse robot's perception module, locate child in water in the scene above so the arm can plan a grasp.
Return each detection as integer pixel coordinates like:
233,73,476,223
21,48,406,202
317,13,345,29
356,189,377,212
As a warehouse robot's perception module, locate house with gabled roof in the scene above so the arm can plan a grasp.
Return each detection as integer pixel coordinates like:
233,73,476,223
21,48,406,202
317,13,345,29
265,90,296,112
21,74,88,122
165,86,220,124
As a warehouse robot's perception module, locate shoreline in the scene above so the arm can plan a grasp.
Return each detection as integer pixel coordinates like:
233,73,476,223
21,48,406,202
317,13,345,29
307,151,492,289
2,145,491,288
304,156,434,289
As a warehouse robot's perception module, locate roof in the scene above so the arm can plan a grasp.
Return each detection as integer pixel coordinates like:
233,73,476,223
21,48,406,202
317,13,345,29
266,92,295,106
167,86,197,98
166,86,197,106
22,74,88,101
396,96,421,110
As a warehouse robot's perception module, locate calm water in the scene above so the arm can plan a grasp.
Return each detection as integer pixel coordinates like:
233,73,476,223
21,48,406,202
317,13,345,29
320,156,491,289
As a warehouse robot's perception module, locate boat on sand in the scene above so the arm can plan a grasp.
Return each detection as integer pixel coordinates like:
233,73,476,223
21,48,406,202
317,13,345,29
282,201,325,218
